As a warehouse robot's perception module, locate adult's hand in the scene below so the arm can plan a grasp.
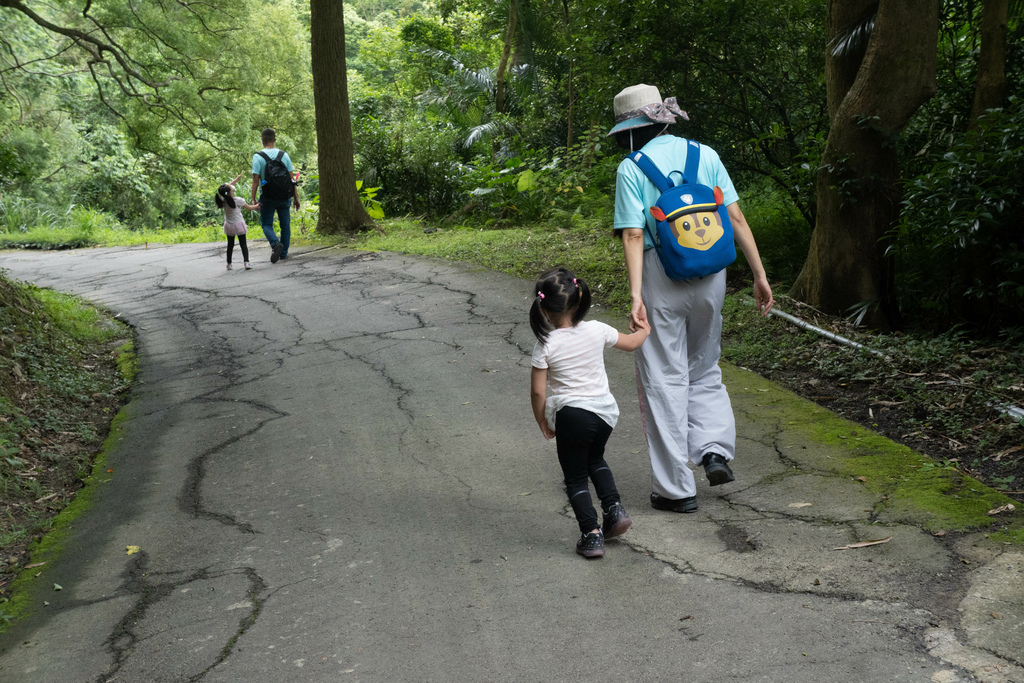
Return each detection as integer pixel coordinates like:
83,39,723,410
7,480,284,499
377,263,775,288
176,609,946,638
753,276,774,317
629,297,648,331
293,198,301,211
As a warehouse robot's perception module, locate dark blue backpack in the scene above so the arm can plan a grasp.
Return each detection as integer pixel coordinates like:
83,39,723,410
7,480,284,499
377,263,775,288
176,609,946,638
627,140,736,281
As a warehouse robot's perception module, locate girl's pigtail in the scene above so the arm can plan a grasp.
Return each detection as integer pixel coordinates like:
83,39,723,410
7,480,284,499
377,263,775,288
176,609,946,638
214,189,225,209
529,292,551,344
571,277,591,326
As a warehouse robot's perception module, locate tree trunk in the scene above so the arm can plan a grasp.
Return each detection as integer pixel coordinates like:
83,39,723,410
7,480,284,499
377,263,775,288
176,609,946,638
790,0,938,329
563,0,574,149
495,0,517,117
310,0,373,234
969,0,1008,127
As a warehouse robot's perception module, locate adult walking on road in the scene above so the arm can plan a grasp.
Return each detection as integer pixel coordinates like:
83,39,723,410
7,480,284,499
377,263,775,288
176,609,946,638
251,128,300,263
611,84,774,514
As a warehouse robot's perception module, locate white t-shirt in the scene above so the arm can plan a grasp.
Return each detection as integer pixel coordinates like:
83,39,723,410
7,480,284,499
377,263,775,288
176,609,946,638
531,319,621,429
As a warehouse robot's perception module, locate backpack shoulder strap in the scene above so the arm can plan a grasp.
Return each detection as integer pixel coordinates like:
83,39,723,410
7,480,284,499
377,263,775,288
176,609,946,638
274,150,285,162
626,151,674,193
682,139,701,184
257,151,272,163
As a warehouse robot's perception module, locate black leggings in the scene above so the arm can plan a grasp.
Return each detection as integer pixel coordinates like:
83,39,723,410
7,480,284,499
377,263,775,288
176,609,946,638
555,406,621,533
227,235,249,264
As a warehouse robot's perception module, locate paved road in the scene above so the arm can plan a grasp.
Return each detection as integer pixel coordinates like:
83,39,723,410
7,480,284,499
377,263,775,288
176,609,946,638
0,242,1020,682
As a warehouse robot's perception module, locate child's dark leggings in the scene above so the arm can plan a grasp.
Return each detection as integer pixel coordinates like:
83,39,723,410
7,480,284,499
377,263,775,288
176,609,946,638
555,406,621,534
227,235,248,264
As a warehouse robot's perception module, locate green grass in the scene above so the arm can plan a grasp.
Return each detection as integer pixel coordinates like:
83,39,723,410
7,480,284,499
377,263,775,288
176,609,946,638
351,218,633,311
32,288,127,344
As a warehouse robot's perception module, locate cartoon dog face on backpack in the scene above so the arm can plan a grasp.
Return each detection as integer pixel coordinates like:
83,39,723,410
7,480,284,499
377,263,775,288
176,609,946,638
649,186,727,251
669,210,724,250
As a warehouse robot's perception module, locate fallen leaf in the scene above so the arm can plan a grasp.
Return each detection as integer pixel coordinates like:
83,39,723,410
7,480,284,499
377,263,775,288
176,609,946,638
107,469,114,473
53,583,62,591
126,545,140,555
987,503,1016,516
991,612,1002,619
856,476,867,482
933,530,946,537
25,562,45,569
832,536,893,551
519,492,532,496
788,502,813,508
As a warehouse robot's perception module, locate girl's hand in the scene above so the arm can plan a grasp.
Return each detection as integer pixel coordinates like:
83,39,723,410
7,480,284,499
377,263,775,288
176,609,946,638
539,422,555,440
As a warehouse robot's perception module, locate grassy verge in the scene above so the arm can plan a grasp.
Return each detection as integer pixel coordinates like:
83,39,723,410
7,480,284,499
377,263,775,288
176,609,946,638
0,274,135,626
348,218,634,310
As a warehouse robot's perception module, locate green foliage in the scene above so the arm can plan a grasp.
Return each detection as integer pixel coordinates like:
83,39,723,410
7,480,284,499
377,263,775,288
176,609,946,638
353,115,464,217
896,97,1024,331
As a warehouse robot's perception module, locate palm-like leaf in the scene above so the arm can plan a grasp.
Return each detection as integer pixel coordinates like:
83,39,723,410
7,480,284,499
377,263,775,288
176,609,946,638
829,12,877,58
464,118,520,148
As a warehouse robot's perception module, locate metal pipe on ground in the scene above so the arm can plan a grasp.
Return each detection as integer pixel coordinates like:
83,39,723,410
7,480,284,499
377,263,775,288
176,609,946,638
741,297,1024,421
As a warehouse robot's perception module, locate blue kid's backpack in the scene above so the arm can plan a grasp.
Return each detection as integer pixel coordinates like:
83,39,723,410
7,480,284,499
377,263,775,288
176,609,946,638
627,140,736,281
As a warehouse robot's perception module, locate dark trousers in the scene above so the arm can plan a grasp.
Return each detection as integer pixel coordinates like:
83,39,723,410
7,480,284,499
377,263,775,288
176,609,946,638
555,406,621,533
259,196,291,256
227,235,248,264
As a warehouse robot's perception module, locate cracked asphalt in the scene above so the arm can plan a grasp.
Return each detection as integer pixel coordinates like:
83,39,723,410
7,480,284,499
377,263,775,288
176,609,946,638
0,242,1021,682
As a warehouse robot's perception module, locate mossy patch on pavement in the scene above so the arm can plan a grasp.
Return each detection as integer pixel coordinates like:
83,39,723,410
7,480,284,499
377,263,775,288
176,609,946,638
724,364,1021,537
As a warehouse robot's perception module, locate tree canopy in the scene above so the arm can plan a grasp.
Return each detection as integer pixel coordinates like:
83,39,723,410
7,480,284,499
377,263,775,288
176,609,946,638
2,0,1022,330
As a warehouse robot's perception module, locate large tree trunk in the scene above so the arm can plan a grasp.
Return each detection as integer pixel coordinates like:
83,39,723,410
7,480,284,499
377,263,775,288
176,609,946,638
969,0,1008,127
310,0,373,234
790,0,938,329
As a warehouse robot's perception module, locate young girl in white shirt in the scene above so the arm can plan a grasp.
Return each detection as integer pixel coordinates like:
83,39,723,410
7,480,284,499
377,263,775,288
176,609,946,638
530,267,650,558
215,174,260,270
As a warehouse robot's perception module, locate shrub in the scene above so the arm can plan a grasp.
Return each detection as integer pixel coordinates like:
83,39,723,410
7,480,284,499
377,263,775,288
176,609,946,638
896,97,1024,331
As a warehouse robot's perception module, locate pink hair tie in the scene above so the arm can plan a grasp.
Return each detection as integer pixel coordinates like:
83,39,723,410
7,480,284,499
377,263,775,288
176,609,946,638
573,278,578,288
537,292,545,299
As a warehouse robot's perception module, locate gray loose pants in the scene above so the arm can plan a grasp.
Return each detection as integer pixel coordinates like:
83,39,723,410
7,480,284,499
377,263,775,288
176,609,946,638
636,248,735,500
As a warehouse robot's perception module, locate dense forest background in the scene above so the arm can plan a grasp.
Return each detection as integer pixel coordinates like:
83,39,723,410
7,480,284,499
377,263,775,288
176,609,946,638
1,0,1022,333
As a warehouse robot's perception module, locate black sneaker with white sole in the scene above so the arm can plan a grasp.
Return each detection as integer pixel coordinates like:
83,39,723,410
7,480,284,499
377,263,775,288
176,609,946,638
575,530,605,558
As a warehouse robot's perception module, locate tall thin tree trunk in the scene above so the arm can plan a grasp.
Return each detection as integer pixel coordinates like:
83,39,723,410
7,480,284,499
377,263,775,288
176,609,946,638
969,0,1008,127
563,0,573,149
495,0,517,117
790,0,938,329
310,0,373,234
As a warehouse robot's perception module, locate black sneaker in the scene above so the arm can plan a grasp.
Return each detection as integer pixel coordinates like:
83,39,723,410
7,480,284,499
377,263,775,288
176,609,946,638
576,530,605,558
270,242,283,263
650,492,698,513
702,453,735,486
602,502,632,538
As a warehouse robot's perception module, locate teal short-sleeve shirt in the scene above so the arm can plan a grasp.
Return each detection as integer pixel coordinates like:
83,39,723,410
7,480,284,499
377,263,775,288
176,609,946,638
613,136,738,250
